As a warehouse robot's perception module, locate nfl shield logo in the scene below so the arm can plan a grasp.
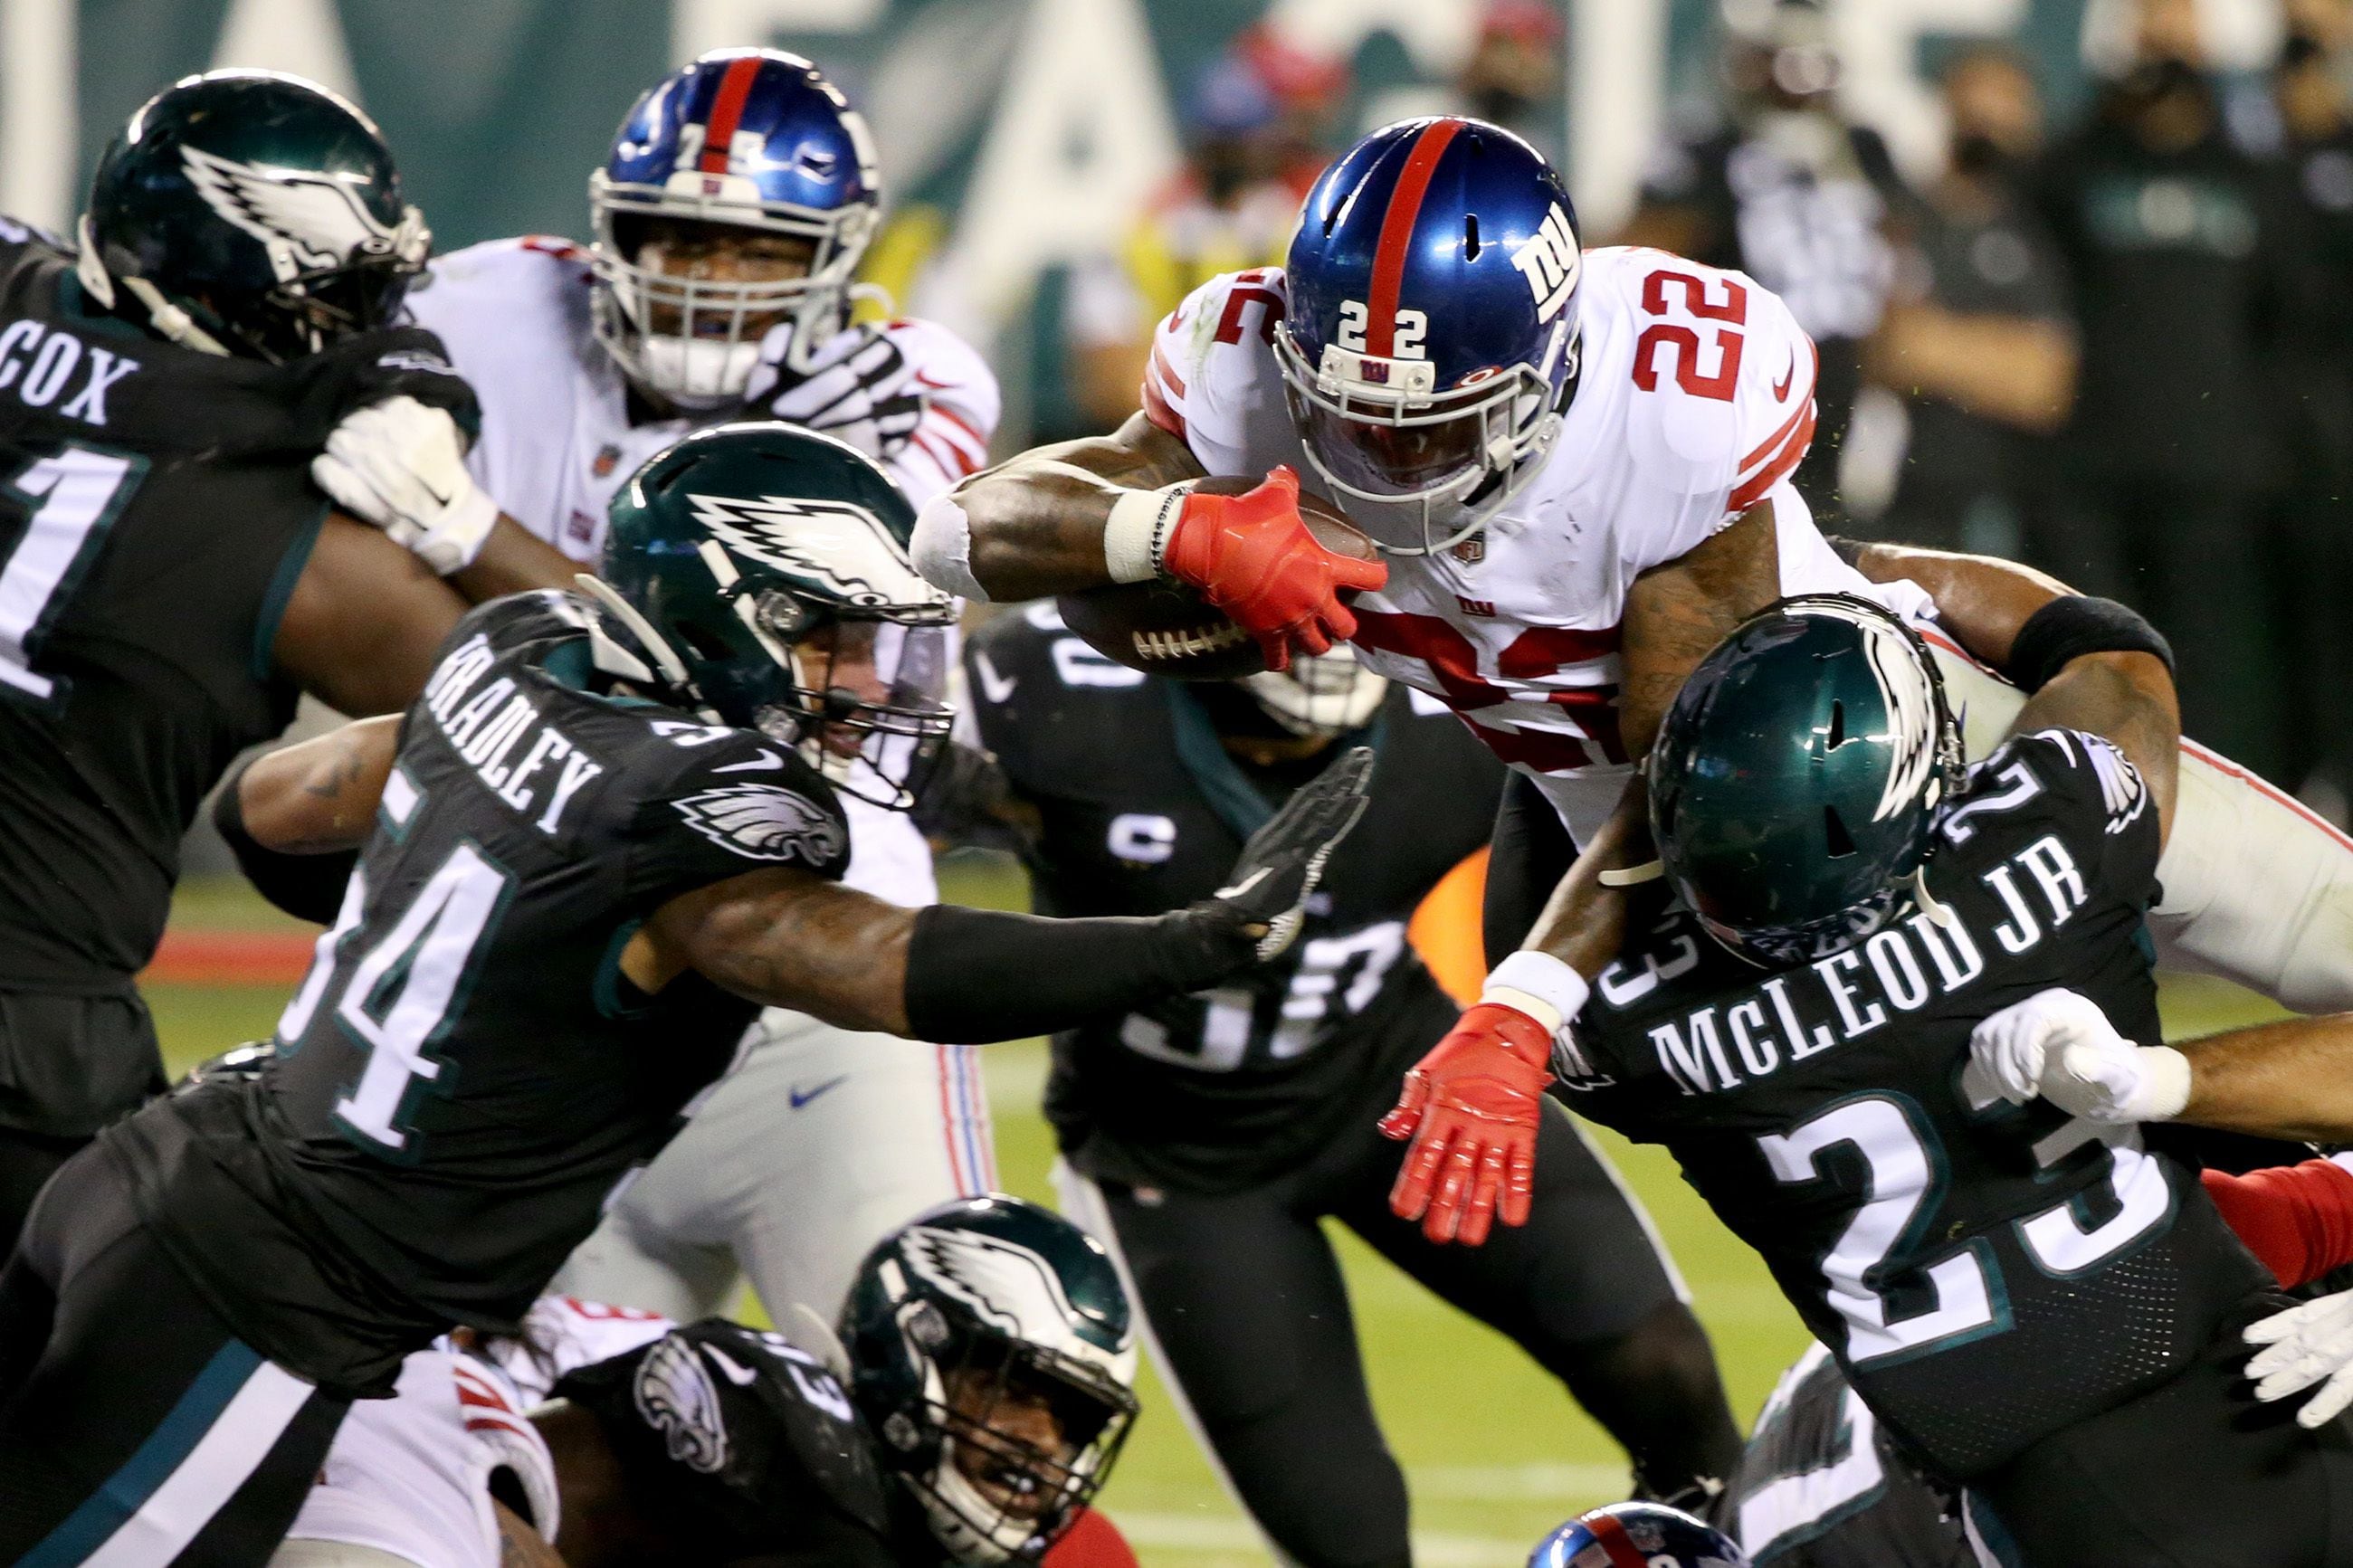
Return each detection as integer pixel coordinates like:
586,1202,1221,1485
593,444,623,479
1452,534,1485,565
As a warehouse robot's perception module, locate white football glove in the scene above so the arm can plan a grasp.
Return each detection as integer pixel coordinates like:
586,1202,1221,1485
2246,1291,2353,1428
1967,986,2191,1122
747,322,925,461
310,394,498,575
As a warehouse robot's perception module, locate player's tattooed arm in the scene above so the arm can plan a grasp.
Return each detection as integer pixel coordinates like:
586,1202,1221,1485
1838,539,2072,670
1619,500,1784,759
2014,651,2181,844
943,412,1207,600
494,1501,567,1568
274,514,472,716
637,868,922,1034
233,715,402,853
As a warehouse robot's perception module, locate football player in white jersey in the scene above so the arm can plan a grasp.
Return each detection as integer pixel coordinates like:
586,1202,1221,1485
353,49,1005,1326
914,114,2353,1249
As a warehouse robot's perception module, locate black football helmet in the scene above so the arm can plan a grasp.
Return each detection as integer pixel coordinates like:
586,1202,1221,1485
77,70,428,363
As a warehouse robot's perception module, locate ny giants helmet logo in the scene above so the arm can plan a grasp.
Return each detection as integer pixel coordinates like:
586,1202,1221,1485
672,784,848,865
634,1334,730,1473
179,145,409,281
1510,204,1580,324
684,492,948,614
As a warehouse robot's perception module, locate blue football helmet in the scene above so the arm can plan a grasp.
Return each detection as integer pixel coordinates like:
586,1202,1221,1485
1276,117,1582,556
1529,1503,1748,1568
590,49,881,409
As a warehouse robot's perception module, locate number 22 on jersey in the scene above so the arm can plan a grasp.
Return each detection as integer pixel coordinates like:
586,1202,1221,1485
277,835,515,1155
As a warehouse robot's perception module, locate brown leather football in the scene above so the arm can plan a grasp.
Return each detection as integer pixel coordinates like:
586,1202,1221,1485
1057,476,1379,681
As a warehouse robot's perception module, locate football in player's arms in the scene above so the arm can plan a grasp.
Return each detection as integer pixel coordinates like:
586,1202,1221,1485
376,47,1006,1330
915,114,2353,1221
0,424,1367,1568
956,614,1739,1559
273,1199,1140,1568
1429,594,2352,1566
0,70,577,1253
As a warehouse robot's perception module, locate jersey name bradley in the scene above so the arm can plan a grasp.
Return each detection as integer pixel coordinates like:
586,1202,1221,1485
419,632,605,833
1587,829,2097,1098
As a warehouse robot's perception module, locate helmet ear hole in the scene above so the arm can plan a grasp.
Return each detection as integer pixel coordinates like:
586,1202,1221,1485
1823,805,1857,859
1463,214,1481,260
1826,699,1846,748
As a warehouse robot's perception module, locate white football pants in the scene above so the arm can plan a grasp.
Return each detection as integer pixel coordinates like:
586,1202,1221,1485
1929,639,2353,1013
553,1009,996,1326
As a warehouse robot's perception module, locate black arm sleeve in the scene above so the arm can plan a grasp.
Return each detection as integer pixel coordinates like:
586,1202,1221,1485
1483,770,1576,962
211,753,357,925
903,902,1255,1045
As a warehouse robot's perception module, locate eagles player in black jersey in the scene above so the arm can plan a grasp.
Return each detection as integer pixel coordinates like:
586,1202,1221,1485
537,1197,1140,1568
959,616,1741,1568
0,423,1365,1568
0,69,575,1248
1384,593,2353,1566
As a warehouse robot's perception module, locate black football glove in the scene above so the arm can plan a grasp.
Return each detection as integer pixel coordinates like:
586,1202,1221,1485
748,323,926,462
1195,745,1374,962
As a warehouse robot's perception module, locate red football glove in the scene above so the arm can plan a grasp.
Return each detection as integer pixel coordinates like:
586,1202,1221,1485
1159,466,1387,671
1378,1002,1555,1246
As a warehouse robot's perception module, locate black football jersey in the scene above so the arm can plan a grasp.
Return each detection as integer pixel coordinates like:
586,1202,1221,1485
1566,728,2272,1479
967,605,1502,1193
0,223,473,996
1721,1344,1977,1567
557,1317,909,1568
116,593,850,1386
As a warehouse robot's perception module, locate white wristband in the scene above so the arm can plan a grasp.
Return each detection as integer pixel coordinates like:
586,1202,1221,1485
2131,1044,2193,1121
1481,950,1593,1041
1102,483,1192,584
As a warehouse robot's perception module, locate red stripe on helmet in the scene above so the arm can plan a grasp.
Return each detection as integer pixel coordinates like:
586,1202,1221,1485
699,56,765,174
1583,1515,1658,1568
1365,119,1464,357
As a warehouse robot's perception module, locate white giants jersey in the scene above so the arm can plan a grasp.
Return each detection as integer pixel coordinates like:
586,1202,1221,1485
285,1298,672,1568
406,236,1001,564
408,236,973,909
1144,251,1928,842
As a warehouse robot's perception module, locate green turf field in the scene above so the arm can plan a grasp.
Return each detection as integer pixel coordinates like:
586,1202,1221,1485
147,871,2289,1568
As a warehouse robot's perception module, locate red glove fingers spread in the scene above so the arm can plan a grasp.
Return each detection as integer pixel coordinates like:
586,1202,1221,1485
1380,1002,1556,1245
1160,466,1387,671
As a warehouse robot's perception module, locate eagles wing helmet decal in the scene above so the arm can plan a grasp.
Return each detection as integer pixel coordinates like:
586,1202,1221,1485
180,143,406,280
1803,598,1941,823
900,1224,1133,1364
634,1334,730,1473
673,784,846,865
685,492,951,614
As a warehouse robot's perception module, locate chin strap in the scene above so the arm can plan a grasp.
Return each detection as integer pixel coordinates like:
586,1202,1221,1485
77,218,233,356
1600,860,1665,888
572,573,694,690
1910,866,1959,928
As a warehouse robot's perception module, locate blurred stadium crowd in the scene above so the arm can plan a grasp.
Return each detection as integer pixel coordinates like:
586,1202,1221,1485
1041,0,2353,817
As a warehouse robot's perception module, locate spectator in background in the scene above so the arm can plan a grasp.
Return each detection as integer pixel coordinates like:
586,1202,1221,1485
1620,0,1904,518
1063,26,1343,431
1455,0,1567,168
1866,44,2076,556
2030,0,2301,781
2264,0,2353,814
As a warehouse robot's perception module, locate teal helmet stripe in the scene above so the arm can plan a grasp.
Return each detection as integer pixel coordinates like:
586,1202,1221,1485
1651,594,1963,967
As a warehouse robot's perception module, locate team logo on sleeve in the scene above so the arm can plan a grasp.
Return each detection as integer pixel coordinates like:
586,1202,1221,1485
672,783,846,865
180,145,412,278
634,1334,729,1473
2079,733,2148,833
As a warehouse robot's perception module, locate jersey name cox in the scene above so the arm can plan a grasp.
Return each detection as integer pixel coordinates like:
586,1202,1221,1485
1585,830,2098,1098
0,317,139,426
419,632,605,833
